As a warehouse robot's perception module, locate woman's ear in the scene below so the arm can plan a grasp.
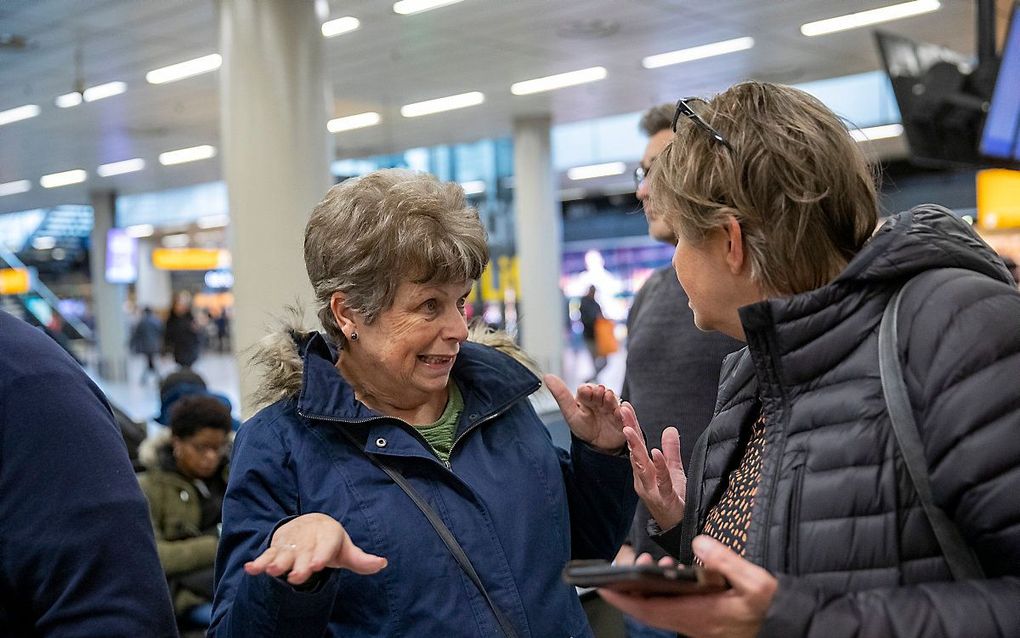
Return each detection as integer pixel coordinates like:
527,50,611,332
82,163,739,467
329,292,358,340
721,216,746,276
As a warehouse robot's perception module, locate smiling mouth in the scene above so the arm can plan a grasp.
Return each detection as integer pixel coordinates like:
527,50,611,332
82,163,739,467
418,354,456,366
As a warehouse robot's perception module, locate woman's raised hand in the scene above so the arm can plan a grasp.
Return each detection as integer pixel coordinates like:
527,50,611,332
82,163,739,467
619,403,686,531
244,513,387,586
544,374,626,453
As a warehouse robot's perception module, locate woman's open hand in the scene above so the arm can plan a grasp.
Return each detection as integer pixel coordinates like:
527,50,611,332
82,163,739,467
244,513,388,586
619,402,686,531
545,374,626,453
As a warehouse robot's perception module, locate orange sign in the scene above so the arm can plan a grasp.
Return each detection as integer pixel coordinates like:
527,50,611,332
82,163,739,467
0,267,31,294
151,248,231,271
977,169,1020,230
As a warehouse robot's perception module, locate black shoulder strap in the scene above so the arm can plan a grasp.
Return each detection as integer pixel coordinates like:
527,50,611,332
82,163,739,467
337,428,520,638
879,277,985,580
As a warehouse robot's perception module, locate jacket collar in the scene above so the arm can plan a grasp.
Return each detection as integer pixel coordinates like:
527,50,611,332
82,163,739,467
295,332,541,425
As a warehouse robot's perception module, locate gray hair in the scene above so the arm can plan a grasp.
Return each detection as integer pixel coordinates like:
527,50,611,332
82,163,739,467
304,168,489,347
639,103,676,137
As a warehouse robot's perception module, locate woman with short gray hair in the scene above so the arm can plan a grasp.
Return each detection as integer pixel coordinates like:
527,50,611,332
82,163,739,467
210,169,636,637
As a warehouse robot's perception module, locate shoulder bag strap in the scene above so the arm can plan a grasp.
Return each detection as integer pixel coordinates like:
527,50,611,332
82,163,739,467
879,278,985,580
337,428,521,638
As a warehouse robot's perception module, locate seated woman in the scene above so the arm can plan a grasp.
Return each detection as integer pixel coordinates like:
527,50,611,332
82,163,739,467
605,82,1020,637
139,394,232,627
209,169,636,637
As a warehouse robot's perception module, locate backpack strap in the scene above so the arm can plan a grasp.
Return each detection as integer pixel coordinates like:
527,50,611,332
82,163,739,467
879,276,986,580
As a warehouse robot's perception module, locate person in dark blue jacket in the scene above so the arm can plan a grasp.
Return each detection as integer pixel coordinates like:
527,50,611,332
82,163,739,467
0,309,178,637
210,169,636,637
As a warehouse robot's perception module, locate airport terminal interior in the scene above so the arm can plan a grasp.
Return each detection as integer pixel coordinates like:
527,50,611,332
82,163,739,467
2,0,1019,636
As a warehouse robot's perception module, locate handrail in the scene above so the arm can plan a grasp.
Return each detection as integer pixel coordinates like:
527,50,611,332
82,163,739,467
0,242,95,341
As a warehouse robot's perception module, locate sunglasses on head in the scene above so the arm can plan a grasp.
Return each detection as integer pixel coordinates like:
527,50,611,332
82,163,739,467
672,97,733,152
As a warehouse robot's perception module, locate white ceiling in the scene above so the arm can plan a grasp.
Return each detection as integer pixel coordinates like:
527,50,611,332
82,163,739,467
0,0,977,214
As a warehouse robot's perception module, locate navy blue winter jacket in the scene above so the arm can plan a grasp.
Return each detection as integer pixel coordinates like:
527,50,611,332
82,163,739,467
0,310,177,637
210,334,636,637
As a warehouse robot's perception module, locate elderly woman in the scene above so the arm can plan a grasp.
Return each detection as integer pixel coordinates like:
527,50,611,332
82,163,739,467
603,82,1020,637
209,169,635,637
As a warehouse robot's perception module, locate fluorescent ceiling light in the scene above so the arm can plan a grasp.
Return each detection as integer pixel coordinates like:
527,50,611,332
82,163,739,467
0,180,31,197
40,169,87,189
511,66,607,96
32,236,57,250
159,145,217,165
642,37,755,69
850,123,904,142
801,0,941,37
55,92,83,108
146,54,222,84
161,233,190,248
401,91,484,117
84,81,127,102
328,111,381,133
393,0,466,15
125,224,154,238
197,214,230,229
460,180,486,195
0,104,41,126
567,162,627,181
97,158,146,177
322,16,360,37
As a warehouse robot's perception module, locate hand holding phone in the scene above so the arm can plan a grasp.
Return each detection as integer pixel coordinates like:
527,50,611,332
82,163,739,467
562,559,729,597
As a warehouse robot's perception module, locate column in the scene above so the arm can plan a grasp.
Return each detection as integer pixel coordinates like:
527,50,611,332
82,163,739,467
88,189,129,382
512,116,564,377
135,239,172,312
219,0,333,416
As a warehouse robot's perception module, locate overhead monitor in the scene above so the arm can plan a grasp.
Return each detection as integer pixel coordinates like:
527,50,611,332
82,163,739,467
105,228,138,284
980,3,1020,164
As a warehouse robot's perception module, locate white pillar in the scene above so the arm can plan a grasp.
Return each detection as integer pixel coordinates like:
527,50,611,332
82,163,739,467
135,239,172,313
219,0,332,416
88,190,129,382
512,116,564,377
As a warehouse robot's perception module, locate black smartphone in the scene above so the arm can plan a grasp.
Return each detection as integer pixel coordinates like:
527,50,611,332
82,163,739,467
562,560,729,596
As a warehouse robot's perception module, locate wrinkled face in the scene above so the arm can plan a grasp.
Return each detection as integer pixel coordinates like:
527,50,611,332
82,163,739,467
637,129,676,244
174,427,228,480
671,227,732,333
348,280,472,408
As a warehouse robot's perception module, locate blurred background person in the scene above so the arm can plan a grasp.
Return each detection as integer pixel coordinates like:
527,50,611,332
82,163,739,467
140,394,232,630
616,102,742,638
0,309,177,636
131,306,164,383
579,284,608,382
165,291,202,369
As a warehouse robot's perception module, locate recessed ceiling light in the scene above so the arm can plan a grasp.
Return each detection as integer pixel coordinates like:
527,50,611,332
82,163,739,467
801,0,941,37
322,16,360,37
850,123,904,142
197,214,230,229
84,81,127,102
460,180,486,195
567,162,627,180
32,236,57,250
0,179,31,197
642,37,755,69
125,224,154,238
97,158,146,177
327,112,381,133
146,54,222,84
401,92,484,117
393,0,466,16
159,145,217,165
511,66,607,96
40,169,87,189
0,104,40,126
55,92,83,108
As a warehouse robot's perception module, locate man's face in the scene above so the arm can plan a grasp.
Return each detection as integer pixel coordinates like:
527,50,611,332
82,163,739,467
636,129,676,244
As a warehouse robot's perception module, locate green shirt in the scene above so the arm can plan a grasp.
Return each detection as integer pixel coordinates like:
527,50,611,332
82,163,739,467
415,383,463,463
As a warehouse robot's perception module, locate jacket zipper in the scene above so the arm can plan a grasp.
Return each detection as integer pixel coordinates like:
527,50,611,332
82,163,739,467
784,463,805,574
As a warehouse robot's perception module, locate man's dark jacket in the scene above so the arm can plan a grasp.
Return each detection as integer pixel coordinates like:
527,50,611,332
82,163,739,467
657,206,1020,636
0,310,177,637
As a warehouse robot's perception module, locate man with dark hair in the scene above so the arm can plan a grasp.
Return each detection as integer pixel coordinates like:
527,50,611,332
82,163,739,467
617,103,742,638
0,309,178,636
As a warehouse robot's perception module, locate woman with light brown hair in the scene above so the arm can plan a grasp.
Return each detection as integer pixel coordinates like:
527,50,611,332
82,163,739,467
604,81,1020,637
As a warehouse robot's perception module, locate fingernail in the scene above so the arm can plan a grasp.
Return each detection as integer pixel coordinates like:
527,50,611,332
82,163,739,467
692,535,712,557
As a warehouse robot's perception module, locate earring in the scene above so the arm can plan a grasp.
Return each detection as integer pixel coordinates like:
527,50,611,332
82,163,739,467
350,332,359,342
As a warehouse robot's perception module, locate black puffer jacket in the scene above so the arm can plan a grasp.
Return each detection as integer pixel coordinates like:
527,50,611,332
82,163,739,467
662,206,1020,636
